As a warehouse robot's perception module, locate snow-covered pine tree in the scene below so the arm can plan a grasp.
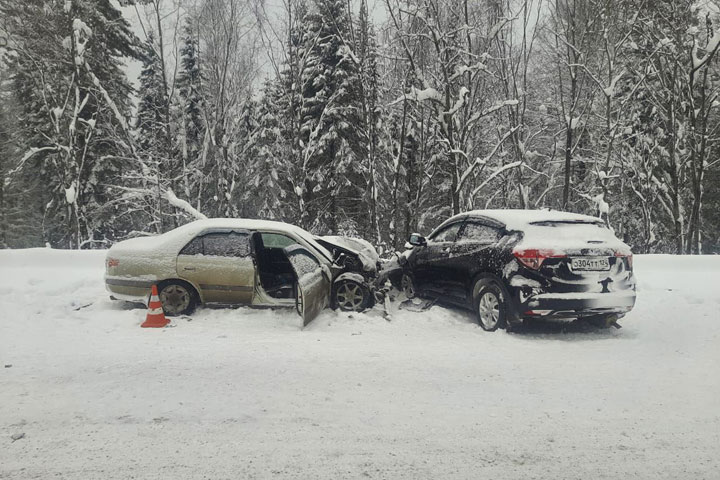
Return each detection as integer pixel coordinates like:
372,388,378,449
250,77,300,222
299,0,364,234
176,19,205,192
137,33,170,154
135,31,176,232
0,0,140,248
355,0,382,242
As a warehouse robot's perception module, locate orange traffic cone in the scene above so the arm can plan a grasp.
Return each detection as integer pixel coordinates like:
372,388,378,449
141,285,169,328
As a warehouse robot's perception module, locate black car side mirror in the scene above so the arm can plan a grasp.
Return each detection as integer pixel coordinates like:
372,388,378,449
408,233,427,247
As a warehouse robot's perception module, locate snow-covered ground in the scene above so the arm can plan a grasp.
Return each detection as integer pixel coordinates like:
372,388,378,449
1,249,719,479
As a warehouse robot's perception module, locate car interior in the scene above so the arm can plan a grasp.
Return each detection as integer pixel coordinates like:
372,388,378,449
251,232,298,299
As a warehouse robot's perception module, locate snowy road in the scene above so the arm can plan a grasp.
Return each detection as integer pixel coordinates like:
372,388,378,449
1,249,719,479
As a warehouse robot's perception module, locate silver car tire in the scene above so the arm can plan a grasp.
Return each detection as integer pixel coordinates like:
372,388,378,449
158,281,197,316
333,280,370,312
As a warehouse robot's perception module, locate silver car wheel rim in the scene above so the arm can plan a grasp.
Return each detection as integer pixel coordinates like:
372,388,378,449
336,282,364,310
401,274,415,298
478,291,500,329
159,285,190,315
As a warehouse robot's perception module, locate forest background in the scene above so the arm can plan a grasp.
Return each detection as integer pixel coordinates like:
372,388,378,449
1,0,720,254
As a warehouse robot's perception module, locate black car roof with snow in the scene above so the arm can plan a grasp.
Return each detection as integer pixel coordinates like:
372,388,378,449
438,209,604,232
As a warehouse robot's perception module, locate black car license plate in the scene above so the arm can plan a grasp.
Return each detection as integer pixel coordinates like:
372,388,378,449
570,257,610,271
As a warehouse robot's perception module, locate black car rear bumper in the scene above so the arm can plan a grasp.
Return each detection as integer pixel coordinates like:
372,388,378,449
512,290,636,319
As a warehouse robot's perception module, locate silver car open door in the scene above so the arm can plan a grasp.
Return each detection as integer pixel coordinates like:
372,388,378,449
283,245,331,327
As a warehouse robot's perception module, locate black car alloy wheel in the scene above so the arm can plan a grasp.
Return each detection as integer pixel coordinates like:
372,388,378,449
473,278,508,332
401,273,416,299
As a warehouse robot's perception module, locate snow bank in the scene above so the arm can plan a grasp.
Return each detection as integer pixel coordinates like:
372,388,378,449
0,247,105,269
1,249,719,479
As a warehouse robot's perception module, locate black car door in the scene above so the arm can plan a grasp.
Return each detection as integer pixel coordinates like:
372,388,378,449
412,221,464,296
448,221,504,303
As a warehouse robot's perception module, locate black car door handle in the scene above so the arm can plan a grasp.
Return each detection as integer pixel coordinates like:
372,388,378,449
183,267,197,271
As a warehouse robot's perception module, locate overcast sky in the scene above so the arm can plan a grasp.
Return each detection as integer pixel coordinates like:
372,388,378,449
114,0,387,109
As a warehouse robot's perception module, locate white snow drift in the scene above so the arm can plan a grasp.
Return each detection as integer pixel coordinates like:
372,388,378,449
1,248,719,479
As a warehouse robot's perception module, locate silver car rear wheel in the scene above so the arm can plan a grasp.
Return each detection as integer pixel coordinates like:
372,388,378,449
159,283,195,316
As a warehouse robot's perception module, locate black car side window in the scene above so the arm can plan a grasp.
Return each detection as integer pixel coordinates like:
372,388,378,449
458,223,502,243
430,223,462,243
180,237,203,255
203,232,251,257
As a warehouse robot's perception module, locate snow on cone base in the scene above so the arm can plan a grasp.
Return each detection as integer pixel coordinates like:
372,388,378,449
141,285,169,328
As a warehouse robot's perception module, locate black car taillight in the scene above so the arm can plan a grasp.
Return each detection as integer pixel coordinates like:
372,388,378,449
513,248,567,270
614,251,633,269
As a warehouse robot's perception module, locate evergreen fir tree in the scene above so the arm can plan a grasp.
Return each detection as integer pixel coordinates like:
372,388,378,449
177,20,205,171
0,0,140,247
299,0,364,234
137,33,170,155
356,0,382,240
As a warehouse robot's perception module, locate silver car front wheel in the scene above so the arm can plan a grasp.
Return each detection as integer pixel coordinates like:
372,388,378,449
334,280,370,312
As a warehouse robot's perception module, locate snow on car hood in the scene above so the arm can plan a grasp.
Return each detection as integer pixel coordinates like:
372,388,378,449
318,235,380,272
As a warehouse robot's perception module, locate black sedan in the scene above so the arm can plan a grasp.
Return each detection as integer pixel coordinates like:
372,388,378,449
397,209,636,331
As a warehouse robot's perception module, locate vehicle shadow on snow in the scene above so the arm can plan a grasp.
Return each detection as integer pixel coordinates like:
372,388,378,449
103,295,630,340
509,318,628,340
395,297,627,340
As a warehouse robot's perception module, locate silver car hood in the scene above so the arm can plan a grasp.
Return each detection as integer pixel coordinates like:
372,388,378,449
317,235,380,272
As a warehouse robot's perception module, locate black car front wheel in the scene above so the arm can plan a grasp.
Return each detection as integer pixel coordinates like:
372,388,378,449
401,273,417,299
472,278,508,332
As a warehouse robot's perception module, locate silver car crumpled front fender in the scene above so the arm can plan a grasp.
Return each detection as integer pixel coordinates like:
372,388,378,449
333,271,368,288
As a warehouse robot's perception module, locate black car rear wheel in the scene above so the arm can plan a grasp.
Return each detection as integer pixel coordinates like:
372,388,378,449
472,278,508,332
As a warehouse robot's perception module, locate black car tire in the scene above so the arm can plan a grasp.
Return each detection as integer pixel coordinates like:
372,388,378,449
332,279,371,312
157,280,198,316
472,277,508,332
400,272,417,299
